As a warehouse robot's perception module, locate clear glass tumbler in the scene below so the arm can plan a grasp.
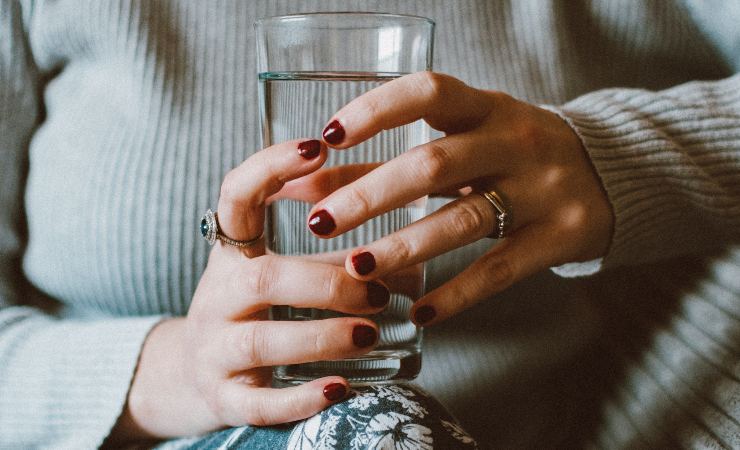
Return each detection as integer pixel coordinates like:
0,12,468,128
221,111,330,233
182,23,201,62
256,12,434,385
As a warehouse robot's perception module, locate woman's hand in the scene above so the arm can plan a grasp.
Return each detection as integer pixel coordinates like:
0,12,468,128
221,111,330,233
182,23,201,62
306,72,614,326
110,139,389,442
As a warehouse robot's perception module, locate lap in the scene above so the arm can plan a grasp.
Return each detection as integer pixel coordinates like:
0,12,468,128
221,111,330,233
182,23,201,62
154,384,478,450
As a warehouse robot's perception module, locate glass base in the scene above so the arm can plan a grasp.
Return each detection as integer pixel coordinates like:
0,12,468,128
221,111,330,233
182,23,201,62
273,349,421,386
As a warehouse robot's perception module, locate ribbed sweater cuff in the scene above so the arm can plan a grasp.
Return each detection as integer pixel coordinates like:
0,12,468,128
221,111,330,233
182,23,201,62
0,314,164,449
545,78,740,277
547,89,675,277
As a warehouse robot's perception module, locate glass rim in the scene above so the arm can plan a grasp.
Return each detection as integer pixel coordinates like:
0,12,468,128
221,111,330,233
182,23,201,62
255,11,435,28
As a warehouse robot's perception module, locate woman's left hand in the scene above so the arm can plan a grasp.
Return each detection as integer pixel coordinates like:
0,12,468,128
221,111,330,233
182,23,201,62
304,72,614,326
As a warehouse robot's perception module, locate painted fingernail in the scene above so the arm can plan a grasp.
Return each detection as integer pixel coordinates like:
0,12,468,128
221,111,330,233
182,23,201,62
352,325,378,348
414,305,436,325
352,251,376,276
322,119,345,145
367,281,390,308
323,382,347,402
308,209,336,236
297,139,322,159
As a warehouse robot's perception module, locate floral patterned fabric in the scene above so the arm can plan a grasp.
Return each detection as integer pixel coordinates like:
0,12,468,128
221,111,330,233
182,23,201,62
155,385,478,450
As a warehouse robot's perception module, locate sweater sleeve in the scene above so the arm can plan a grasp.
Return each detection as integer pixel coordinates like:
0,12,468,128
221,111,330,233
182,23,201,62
549,73,740,277
0,2,164,448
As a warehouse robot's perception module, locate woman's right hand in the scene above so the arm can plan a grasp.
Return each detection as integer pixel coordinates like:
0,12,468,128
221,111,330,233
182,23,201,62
109,139,389,442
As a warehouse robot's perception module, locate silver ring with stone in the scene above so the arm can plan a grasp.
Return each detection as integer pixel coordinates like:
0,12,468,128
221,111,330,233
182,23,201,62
478,190,512,239
200,209,264,248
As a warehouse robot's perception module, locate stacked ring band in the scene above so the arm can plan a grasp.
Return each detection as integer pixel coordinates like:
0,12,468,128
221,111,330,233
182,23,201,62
200,209,264,248
478,190,512,239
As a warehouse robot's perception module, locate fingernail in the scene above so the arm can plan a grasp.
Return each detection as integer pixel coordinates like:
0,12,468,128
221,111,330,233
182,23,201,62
308,209,336,236
367,281,390,308
352,325,377,348
352,251,376,276
414,305,436,325
322,119,345,145
297,139,322,159
323,382,347,402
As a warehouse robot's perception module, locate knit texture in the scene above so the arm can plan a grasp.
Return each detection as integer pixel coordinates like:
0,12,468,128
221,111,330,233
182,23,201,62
1,0,738,448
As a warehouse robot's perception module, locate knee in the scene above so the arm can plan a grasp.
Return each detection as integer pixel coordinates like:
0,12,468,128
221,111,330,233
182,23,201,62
286,384,478,449
179,385,478,449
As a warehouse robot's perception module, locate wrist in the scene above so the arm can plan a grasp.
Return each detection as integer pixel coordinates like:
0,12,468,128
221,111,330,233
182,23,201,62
105,318,182,445
130,318,187,435
108,318,212,443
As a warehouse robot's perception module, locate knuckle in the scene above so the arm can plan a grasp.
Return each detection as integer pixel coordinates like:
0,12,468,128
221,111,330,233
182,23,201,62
249,393,302,427
445,283,468,309
239,323,266,368
480,255,516,289
356,95,382,124
417,71,450,102
415,142,450,184
244,399,271,426
219,165,281,211
344,187,373,219
521,124,544,151
451,200,490,236
516,112,546,151
241,257,274,299
310,323,329,356
190,334,212,370
386,233,413,263
280,392,306,419
322,268,344,309
219,169,240,206
487,89,514,106
556,202,590,234
210,384,231,423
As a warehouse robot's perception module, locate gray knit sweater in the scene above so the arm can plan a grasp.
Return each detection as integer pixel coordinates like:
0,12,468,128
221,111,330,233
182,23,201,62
1,1,739,448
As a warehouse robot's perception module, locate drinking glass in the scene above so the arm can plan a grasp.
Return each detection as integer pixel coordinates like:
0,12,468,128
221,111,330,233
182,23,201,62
256,12,434,385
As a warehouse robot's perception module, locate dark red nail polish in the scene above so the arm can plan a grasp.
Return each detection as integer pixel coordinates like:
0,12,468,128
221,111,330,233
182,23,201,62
323,383,347,402
367,281,390,308
322,120,345,145
297,140,322,159
308,210,336,236
414,305,436,325
352,325,377,348
352,251,376,276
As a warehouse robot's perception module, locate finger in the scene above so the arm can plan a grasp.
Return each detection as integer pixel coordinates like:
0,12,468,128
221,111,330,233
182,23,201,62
409,223,561,326
268,162,381,204
345,182,541,280
292,248,349,266
218,377,350,426
307,132,502,238
217,255,391,319
286,253,424,300
431,184,470,197
275,252,422,299
344,193,503,279
322,71,494,148
217,139,327,243
216,318,379,371
273,162,467,206
377,264,425,300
